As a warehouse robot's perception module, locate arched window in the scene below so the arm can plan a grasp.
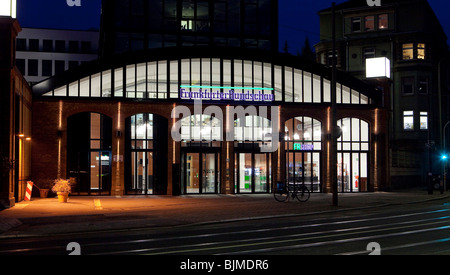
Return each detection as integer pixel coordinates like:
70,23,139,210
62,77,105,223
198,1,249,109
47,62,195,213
234,116,272,142
180,114,222,141
234,116,273,194
179,115,222,195
126,113,168,195
337,118,370,192
285,117,322,192
41,57,372,106
285,117,322,145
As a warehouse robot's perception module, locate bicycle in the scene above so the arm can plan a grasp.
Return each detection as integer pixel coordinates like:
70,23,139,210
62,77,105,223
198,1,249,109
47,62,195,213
274,179,311,202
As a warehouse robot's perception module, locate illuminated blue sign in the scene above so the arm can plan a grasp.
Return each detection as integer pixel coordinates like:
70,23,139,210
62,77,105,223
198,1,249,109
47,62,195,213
180,86,275,102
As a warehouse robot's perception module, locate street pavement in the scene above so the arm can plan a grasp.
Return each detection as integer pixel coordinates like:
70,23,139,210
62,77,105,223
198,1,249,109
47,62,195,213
1,188,449,239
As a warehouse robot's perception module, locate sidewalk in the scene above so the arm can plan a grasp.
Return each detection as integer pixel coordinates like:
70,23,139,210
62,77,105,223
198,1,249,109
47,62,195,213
1,188,449,239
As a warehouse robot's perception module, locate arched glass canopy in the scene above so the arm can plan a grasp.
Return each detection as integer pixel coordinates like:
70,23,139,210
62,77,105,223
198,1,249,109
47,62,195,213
33,48,378,106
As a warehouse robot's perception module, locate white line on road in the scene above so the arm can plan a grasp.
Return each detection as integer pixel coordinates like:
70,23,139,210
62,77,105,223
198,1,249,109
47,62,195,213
94,199,103,210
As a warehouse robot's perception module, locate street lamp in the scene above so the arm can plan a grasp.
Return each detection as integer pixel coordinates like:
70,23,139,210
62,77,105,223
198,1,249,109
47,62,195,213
331,2,338,206
441,153,448,194
438,57,450,192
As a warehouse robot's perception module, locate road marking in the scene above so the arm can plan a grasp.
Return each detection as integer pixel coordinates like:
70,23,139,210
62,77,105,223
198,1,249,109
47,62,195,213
91,210,450,255
94,199,103,210
143,218,450,255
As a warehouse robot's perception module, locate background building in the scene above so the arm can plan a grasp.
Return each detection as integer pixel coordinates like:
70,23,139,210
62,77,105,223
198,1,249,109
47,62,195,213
16,28,99,85
315,0,450,188
99,0,279,58
0,16,32,209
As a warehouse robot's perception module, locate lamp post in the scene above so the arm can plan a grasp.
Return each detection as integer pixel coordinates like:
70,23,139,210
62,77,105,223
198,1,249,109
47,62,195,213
439,57,450,192
443,121,450,192
331,2,338,206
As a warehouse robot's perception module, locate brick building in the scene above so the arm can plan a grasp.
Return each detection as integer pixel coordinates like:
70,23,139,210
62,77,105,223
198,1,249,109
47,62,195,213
1,0,391,203
31,47,390,196
0,16,32,208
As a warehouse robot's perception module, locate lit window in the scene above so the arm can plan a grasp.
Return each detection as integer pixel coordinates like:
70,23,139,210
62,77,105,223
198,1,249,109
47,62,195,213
403,111,414,130
181,20,193,30
402,43,414,60
365,16,375,31
417,43,426,59
420,112,428,130
0,0,17,18
378,14,388,29
402,43,426,60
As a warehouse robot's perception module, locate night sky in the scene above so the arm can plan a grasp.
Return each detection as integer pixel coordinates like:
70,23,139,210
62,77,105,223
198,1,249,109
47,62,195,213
16,0,450,55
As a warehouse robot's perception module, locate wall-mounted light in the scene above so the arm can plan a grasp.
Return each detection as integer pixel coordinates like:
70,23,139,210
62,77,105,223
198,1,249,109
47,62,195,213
0,0,16,18
17,134,32,141
366,57,391,79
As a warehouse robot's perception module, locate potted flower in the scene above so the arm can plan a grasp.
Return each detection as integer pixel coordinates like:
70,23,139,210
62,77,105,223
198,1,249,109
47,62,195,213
52,179,73,203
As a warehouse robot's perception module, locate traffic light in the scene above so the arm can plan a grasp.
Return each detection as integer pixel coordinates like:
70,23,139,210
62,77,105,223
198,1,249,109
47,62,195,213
442,154,449,160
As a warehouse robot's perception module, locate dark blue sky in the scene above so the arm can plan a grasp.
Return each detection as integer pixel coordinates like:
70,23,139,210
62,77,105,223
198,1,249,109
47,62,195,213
17,0,102,30
279,0,450,55
16,0,450,55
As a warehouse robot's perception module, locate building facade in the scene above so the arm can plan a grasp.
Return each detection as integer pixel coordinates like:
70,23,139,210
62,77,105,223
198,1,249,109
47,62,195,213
315,0,450,188
31,47,390,196
16,28,99,85
0,0,392,203
0,17,32,208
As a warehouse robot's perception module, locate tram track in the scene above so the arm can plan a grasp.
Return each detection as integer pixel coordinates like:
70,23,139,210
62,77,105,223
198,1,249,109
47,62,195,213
2,205,450,255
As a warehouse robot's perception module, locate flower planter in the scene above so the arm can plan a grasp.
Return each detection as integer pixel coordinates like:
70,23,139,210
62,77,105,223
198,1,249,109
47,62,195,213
39,189,49,198
57,192,69,203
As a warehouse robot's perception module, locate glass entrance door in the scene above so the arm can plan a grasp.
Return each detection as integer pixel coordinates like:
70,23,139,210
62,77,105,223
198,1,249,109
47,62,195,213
286,152,321,192
254,154,269,193
202,153,217,194
236,153,252,193
184,152,219,194
338,152,368,192
186,153,200,194
131,151,154,194
235,153,271,193
89,151,111,194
